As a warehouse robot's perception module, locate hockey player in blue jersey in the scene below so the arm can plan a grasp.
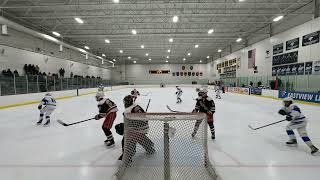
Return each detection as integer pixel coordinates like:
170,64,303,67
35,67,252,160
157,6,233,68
37,93,56,126
278,97,319,155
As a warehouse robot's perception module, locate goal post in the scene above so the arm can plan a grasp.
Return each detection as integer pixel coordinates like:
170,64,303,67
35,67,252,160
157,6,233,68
114,113,219,180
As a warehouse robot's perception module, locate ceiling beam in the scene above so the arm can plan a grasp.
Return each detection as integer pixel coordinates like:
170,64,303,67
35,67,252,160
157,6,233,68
15,12,312,19
0,2,310,9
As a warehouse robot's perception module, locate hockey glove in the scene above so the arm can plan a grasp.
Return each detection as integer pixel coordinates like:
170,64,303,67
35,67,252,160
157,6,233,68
278,109,287,116
38,105,42,110
115,123,124,135
286,115,292,121
95,114,103,120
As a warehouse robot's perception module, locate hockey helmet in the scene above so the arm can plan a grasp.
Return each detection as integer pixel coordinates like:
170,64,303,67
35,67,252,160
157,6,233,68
283,97,293,107
123,95,134,108
198,89,208,97
95,91,104,101
45,93,52,96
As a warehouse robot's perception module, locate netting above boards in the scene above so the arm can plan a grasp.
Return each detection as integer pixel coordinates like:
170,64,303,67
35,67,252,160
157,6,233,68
114,113,219,180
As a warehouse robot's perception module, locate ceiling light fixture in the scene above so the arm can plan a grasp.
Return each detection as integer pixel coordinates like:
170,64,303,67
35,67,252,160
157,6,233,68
172,15,179,23
273,15,284,22
218,49,222,52
236,38,242,42
148,58,152,61
105,39,110,43
167,49,171,53
183,58,186,61
74,17,84,24
113,0,119,3
52,31,61,37
195,44,199,48
84,46,90,50
169,38,173,42
133,61,136,64
187,53,191,56
132,29,137,35
102,54,106,57
128,56,131,59
166,56,169,59
145,53,149,56
113,59,116,62
141,45,145,49
119,50,123,53
207,56,210,59
208,29,214,34
166,60,169,63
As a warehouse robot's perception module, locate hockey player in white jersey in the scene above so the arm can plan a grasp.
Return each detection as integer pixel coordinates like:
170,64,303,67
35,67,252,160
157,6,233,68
175,86,183,103
37,93,56,126
214,85,221,99
278,97,319,155
98,84,104,92
131,89,140,102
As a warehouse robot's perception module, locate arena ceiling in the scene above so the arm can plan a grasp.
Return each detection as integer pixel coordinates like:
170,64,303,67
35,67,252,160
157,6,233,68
0,0,317,65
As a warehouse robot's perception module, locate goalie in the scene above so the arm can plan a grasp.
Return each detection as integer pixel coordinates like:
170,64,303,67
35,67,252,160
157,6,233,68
116,95,155,161
191,89,216,139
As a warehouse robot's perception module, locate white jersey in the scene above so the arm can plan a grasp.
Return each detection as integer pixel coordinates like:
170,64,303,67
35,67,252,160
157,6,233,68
98,85,104,92
176,88,183,97
281,104,306,123
40,95,56,107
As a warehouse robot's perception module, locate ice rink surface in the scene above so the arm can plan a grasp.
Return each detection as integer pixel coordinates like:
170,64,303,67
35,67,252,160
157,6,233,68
0,87,319,180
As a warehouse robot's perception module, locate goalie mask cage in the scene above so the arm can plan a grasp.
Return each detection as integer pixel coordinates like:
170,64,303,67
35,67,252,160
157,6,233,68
114,113,219,180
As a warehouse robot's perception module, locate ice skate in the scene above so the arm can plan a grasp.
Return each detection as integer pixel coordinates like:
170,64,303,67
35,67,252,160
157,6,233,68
286,139,297,146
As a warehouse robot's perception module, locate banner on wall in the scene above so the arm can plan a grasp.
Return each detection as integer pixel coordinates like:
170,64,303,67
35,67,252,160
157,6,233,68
286,38,300,51
248,49,256,69
250,88,262,95
313,60,320,74
228,87,250,95
305,61,313,75
273,43,283,55
302,31,320,46
279,91,320,103
272,51,298,66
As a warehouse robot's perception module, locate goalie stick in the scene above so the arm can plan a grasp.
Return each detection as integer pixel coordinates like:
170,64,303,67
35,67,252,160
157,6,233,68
57,118,95,126
248,119,286,130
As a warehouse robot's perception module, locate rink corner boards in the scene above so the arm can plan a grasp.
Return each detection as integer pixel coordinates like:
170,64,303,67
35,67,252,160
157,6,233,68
0,90,109,110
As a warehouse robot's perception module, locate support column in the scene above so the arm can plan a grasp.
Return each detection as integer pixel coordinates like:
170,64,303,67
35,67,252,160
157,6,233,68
314,0,319,18
269,24,273,37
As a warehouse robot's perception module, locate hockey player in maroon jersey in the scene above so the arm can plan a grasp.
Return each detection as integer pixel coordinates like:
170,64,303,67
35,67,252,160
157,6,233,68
191,88,216,139
94,92,118,147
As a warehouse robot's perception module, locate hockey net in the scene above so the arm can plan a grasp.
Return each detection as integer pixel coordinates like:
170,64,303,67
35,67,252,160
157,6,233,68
114,113,219,180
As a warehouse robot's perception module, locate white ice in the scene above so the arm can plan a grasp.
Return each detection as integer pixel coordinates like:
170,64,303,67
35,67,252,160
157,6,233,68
0,87,319,180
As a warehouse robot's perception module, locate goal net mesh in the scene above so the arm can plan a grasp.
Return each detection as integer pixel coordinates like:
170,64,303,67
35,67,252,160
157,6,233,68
114,113,219,180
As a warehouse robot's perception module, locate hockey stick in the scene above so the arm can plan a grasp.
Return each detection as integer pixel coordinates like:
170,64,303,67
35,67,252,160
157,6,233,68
166,105,187,113
141,92,151,96
248,119,286,130
57,118,95,126
145,99,151,112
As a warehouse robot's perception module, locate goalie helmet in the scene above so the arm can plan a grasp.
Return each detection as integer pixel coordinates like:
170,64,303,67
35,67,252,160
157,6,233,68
45,93,52,97
95,91,104,101
123,95,134,108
